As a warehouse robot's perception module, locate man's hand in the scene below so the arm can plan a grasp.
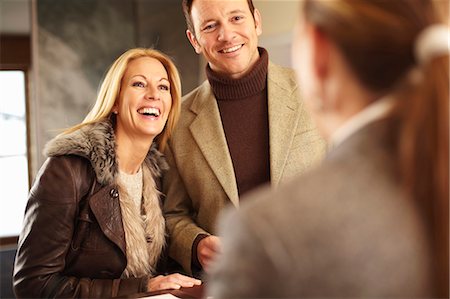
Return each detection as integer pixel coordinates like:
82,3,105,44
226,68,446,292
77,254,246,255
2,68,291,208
197,235,222,272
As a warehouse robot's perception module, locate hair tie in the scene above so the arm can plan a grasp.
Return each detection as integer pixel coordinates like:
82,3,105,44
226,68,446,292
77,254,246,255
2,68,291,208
414,24,449,65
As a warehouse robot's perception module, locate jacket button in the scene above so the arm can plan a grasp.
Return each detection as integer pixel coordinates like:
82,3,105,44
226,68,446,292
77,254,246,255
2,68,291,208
110,188,119,198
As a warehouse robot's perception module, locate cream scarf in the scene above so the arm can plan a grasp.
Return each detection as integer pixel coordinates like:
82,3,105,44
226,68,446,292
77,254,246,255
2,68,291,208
116,164,165,278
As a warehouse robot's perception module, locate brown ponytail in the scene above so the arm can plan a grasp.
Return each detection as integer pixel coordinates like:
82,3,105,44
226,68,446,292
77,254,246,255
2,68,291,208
399,55,449,297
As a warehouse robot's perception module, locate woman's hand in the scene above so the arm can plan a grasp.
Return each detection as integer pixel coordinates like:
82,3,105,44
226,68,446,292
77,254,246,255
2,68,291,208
148,273,202,291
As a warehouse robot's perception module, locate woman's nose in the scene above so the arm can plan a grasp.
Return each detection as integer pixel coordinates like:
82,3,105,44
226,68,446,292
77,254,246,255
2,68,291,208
145,85,160,100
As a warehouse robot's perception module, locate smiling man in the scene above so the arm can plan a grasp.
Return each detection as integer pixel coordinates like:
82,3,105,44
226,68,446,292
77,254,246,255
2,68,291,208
162,0,325,276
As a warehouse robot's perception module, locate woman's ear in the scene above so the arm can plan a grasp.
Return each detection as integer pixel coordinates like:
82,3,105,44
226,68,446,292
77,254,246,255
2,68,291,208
311,26,330,81
313,26,357,114
112,103,118,114
311,25,339,111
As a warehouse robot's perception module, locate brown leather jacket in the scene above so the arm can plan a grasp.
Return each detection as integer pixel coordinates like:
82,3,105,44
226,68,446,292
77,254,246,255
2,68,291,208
13,120,168,298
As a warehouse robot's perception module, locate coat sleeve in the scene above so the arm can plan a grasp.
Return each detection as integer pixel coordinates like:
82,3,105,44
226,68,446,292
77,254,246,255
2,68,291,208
13,156,148,298
162,143,210,274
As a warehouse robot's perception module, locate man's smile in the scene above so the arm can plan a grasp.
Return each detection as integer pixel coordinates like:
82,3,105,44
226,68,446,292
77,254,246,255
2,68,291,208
219,44,243,54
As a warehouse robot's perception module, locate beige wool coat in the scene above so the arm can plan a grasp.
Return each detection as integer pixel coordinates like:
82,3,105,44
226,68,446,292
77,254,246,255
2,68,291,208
162,62,325,273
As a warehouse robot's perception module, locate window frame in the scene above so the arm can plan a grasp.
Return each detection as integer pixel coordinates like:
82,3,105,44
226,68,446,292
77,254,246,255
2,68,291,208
0,34,31,248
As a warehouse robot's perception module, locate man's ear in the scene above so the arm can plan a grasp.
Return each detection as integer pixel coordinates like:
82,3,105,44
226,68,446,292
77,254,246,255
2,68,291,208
311,26,330,81
187,29,202,54
253,8,262,36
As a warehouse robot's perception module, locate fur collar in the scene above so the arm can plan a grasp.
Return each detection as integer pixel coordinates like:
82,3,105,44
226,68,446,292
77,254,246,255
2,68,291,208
44,119,168,277
44,119,168,185
118,165,166,277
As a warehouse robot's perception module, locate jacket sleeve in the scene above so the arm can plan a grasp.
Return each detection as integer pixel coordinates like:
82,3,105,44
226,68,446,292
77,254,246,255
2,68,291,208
207,206,279,298
162,143,210,275
13,156,148,298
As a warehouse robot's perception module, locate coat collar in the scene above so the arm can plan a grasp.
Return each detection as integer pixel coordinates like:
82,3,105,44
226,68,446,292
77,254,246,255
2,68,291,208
43,119,168,186
188,62,301,206
189,80,239,206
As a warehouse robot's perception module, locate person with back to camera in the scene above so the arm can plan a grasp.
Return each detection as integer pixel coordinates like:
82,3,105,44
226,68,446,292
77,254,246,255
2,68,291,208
163,0,326,277
13,48,201,298
208,0,449,297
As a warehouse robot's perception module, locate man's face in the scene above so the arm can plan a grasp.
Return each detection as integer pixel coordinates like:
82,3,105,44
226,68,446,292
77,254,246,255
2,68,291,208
187,0,262,79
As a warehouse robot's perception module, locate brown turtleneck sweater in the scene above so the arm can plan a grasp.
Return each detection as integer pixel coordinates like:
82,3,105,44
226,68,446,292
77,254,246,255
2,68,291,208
206,47,270,197
191,48,271,273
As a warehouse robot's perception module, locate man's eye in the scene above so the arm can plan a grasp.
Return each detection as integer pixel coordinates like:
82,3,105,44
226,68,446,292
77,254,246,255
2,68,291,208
132,81,145,87
159,84,170,91
233,15,244,22
203,23,216,32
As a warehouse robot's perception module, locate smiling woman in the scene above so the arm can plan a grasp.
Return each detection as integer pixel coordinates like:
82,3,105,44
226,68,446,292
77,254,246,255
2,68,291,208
12,48,202,298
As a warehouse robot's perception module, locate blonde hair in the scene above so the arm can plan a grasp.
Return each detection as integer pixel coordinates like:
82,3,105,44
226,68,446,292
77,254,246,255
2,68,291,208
63,48,181,152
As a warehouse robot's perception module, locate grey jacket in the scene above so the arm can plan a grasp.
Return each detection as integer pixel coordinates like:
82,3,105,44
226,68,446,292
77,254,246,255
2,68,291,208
208,118,434,298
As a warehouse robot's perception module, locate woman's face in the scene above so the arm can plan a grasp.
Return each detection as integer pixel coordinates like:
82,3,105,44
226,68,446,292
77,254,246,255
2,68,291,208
115,57,172,142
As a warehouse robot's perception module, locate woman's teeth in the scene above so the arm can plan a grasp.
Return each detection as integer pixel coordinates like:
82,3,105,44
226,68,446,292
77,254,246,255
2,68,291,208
138,107,160,117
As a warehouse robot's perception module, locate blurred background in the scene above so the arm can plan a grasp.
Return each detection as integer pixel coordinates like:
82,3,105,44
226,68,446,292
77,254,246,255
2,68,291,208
0,0,300,297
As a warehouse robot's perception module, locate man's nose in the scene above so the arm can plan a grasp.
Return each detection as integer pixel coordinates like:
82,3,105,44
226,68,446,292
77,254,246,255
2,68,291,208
218,23,235,42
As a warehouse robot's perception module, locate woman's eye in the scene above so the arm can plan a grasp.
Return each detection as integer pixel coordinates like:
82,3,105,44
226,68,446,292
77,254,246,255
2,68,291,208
132,81,145,87
159,84,170,91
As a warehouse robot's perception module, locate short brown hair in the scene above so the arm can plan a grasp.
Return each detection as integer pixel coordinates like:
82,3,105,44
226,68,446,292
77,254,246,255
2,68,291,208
182,0,256,36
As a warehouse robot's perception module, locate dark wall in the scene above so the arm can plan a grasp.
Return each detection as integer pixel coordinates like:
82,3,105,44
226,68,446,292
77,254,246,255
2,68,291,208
135,0,200,94
37,0,136,88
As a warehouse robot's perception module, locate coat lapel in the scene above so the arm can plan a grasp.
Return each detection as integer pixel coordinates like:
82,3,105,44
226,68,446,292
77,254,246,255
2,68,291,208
267,63,301,187
189,82,239,207
89,185,127,255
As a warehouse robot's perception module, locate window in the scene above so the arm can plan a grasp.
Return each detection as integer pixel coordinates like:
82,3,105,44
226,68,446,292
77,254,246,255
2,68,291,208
0,70,29,238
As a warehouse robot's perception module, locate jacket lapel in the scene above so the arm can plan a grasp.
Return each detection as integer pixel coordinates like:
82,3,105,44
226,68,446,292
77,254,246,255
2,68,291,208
189,82,239,207
268,63,301,187
89,185,127,255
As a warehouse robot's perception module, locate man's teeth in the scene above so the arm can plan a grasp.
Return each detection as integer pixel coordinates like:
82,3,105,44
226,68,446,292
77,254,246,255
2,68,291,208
138,107,160,117
221,44,242,53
